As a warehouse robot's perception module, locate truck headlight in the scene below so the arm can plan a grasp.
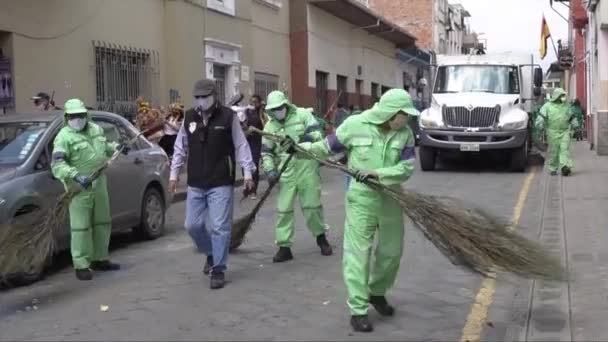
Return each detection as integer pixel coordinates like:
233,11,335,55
500,120,527,130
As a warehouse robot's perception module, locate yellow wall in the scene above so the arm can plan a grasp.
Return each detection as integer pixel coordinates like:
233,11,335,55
306,4,401,95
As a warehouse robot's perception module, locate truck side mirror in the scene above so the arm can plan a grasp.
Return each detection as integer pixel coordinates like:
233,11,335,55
534,68,543,88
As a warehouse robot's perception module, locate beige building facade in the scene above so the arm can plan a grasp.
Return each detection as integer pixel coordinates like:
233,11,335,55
0,0,290,115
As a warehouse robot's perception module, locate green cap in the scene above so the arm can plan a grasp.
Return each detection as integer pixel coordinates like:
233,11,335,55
265,91,289,111
64,98,87,115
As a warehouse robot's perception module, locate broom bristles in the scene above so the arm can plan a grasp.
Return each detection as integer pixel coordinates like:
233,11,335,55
250,127,568,281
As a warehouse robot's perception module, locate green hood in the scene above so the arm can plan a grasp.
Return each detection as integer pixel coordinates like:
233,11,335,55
550,88,567,103
361,88,420,125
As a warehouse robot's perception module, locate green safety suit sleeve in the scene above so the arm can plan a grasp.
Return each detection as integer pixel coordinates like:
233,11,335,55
105,140,120,157
300,120,350,158
51,131,80,182
261,125,278,174
301,110,323,143
535,104,548,131
373,131,416,185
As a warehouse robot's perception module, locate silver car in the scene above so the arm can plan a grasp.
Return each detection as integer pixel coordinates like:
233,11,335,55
0,110,171,284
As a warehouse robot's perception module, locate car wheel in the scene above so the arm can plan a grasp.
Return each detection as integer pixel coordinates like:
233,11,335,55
510,141,528,172
419,146,437,171
134,187,165,240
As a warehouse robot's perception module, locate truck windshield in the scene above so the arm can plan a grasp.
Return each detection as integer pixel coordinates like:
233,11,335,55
0,122,48,166
434,65,520,94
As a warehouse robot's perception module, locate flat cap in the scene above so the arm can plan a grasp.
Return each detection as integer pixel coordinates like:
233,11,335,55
193,79,216,97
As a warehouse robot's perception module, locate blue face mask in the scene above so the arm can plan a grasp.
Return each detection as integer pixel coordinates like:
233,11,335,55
68,117,87,131
272,107,287,120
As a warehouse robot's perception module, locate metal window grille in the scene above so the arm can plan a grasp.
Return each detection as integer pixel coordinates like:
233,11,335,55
254,72,279,101
381,85,390,95
371,82,379,103
355,79,363,108
93,41,159,120
316,71,328,115
213,64,227,104
337,75,348,106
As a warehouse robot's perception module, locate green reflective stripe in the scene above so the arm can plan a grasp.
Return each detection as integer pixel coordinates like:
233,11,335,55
71,227,91,232
301,205,323,210
277,210,295,214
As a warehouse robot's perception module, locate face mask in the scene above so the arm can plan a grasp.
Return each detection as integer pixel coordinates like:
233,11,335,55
195,96,214,111
273,107,287,120
68,118,87,131
388,114,408,131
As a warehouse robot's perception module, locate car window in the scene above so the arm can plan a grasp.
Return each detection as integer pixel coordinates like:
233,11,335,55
0,122,48,166
93,117,139,151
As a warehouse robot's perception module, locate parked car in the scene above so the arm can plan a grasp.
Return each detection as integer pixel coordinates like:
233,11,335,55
0,110,171,284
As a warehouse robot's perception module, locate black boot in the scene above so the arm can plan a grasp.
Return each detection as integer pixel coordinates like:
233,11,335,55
550,171,558,176
316,234,333,256
370,295,395,316
350,315,373,332
90,260,120,271
210,272,225,290
561,166,571,176
75,268,93,281
272,247,294,263
203,255,214,275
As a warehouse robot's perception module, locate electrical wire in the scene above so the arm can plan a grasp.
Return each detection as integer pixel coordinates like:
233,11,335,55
11,3,103,40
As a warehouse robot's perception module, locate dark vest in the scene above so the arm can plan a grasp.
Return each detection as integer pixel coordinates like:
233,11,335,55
183,105,236,189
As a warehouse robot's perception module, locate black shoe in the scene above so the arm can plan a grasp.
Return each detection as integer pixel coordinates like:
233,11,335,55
90,260,120,271
75,268,93,281
316,234,333,256
203,255,214,275
550,171,558,176
210,272,225,290
369,295,395,317
272,247,294,263
350,315,373,332
561,166,571,176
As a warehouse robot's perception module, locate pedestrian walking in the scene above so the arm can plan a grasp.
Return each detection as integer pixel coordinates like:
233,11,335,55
158,101,184,158
297,89,419,332
570,98,585,141
31,92,59,111
535,88,578,176
168,79,256,289
51,99,130,281
261,90,333,263
240,94,268,199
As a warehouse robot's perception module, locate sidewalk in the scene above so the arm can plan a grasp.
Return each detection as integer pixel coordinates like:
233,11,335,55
519,141,608,341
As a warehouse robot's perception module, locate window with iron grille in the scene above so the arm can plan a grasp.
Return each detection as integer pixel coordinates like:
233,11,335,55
381,85,390,95
213,64,227,104
254,72,279,101
316,71,329,115
355,79,363,108
94,41,159,119
336,74,348,106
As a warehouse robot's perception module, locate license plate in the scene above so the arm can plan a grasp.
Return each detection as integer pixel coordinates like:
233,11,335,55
460,143,480,152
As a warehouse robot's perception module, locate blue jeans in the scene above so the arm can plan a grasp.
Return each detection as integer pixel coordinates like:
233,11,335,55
184,186,234,273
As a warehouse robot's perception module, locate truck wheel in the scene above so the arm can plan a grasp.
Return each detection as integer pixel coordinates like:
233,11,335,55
510,141,528,172
419,146,437,171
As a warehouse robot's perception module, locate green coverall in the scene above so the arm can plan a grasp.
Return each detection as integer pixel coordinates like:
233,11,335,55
261,92,327,247
535,88,578,173
51,102,119,270
301,89,419,315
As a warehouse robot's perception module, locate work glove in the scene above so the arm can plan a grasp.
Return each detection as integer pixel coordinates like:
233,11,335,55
267,171,280,184
299,133,314,143
116,143,131,155
279,136,297,154
354,170,378,183
73,175,93,189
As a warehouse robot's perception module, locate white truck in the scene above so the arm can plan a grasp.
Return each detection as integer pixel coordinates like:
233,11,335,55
418,52,543,172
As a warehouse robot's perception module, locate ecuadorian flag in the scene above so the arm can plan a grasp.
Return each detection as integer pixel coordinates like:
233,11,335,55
540,16,552,60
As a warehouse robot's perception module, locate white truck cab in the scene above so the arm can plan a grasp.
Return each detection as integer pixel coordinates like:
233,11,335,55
418,52,543,172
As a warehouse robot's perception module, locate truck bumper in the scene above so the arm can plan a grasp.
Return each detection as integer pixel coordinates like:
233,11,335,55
419,128,528,150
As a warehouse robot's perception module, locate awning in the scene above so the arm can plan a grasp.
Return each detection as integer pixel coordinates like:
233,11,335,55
397,47,432,66
310,0,417,49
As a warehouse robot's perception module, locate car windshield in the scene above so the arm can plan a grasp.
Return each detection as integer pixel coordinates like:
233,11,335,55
434,65,520,94
0,122,48,166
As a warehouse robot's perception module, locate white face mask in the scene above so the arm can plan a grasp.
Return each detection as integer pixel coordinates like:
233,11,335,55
273,107,287,120
68,118,87,131
195,96,214,112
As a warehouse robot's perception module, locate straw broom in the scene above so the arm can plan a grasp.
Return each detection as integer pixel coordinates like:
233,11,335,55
0,134,142,278
230,153,295,252
252,128,566,281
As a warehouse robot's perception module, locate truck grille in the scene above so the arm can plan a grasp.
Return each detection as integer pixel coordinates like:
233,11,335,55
442,106,500,128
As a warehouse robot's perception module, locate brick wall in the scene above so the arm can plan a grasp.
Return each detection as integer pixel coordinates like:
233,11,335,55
369,0,434,50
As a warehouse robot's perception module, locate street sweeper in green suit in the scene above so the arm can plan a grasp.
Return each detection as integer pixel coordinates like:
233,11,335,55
51,98,130,281
261,90,333,263
535,88,579,176
297,88,419,333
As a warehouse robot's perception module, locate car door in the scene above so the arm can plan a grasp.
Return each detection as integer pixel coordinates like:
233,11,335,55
91,116,144,229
